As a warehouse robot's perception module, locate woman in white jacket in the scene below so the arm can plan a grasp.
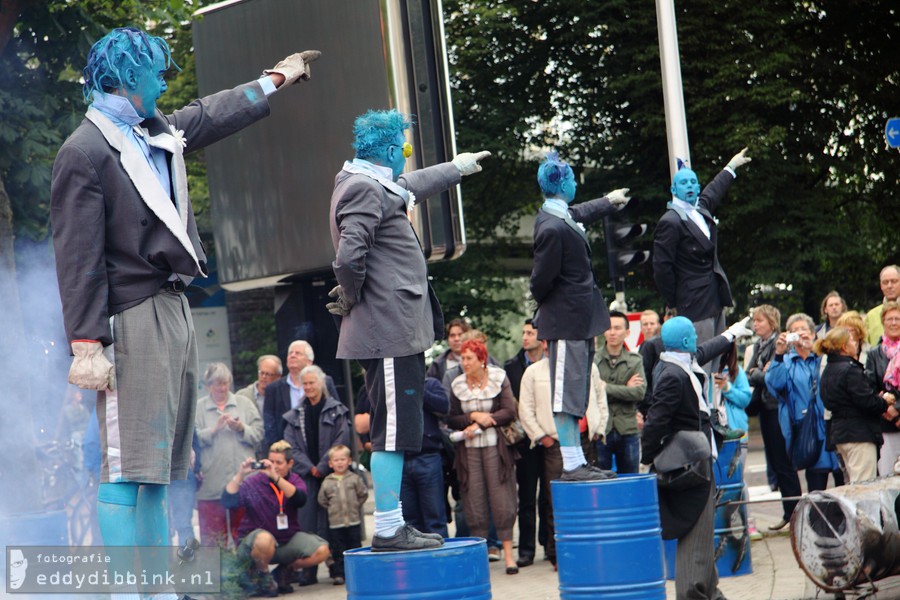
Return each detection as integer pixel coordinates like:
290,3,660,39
518,351,609,567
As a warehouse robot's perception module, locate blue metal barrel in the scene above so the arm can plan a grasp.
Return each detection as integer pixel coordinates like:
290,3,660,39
713,439,752,578
344,537,490,599
552,474,666,599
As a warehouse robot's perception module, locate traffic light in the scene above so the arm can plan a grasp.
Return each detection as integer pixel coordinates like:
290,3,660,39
603,215,650,281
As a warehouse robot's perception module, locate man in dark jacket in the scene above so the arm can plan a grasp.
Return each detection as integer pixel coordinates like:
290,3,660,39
652,149,751,351
530,152,630,481
642,316,749,600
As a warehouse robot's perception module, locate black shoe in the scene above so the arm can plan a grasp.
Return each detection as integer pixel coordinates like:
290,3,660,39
506,565,519,575
768,518,789,531
372,523,444,551
588,465,618,479
560,464,615,482
271,565,293,594
516,555,534,567
407,524,444,541
237,569,278,598
333,576,345,585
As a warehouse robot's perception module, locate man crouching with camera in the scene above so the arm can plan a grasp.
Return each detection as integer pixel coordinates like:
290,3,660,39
223,440,330,596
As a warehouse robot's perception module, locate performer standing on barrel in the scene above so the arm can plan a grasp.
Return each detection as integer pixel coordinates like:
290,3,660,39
327,109,490,551
51,27,319,599
529,152,631,481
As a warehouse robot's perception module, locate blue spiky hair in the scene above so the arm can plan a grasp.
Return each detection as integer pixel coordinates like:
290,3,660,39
537,151,573,197
82,27,177,104
352,109,415,159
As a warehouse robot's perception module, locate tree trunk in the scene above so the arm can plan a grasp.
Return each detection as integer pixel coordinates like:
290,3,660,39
0,173,24,343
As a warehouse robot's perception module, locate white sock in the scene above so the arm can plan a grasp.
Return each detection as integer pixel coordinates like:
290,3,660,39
374,505,404,538
560,445,586,471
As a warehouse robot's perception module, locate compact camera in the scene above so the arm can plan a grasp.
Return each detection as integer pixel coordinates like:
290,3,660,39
251,461,265,470
785,332,800,344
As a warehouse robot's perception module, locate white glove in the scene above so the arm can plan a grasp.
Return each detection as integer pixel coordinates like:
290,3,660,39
69,341,115,391
452,151,491,176
263,50,322,85
727,147,751,171
326,285,353,317
724,316,753,340
606,188,631,208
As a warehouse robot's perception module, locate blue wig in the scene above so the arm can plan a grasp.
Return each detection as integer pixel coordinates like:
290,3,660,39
537,151,573,197
352,109,415,159
82,27,177,104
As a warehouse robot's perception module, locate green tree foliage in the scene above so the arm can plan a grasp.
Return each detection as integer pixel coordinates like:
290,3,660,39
0,0,201,242
442,0,900,325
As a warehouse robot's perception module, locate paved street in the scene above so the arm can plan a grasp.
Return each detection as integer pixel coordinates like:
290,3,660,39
270,419,900,599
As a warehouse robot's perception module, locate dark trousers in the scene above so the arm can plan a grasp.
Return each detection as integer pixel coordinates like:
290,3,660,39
327,524,361,578
759,407,802,521
540,442,563,563
676,477,725,600
515,442,546,558
401,451,448,537
595,430,641,474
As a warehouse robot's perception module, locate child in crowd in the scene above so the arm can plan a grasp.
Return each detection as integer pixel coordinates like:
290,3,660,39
317,445,369,585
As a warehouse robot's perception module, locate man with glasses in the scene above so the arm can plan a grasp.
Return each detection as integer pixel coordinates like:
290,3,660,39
238,354,283,457
327,108,489,551
238,355,284,416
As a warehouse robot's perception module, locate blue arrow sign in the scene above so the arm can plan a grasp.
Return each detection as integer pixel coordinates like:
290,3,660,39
886,118,900,148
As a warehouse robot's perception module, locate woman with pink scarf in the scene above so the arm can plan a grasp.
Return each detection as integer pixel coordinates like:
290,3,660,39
864,301,900,475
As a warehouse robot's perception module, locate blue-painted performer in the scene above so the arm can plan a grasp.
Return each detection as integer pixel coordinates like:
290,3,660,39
652,149,751,349
641,315,751,600
327,108,490,551
529,152,630,481
50,26,320,600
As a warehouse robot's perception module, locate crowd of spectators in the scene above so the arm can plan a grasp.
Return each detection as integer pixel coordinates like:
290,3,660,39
57,264,900,595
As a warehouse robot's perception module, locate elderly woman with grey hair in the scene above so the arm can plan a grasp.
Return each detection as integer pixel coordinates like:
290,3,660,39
195,362,265,546
766,313,842,511
283,364,351,585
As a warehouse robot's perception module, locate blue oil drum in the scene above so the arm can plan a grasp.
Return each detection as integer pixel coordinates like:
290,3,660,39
714,439,744,486
552,474,666,599
344,537,490,599
664,440,753,581
663,524,751,580
713,439,751,578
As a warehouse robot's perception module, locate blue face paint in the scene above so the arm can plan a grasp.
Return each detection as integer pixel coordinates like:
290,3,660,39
671,168,701,205
560,171,577,203
388,133,407,180
661,316,698,353
128,44,167,119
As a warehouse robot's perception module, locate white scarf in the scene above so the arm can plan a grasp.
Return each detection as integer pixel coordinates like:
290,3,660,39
343,159,417,212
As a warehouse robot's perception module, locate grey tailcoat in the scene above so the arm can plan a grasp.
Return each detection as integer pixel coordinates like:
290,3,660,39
51,81,270,345
329,162,461,359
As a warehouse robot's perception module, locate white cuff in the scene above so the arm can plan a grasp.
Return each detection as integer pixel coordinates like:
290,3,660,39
257,76,278,96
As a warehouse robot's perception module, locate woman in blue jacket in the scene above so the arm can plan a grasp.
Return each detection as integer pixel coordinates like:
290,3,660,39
766,313,842,497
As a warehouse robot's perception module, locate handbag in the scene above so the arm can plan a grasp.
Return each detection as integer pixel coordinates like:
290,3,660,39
789,403,823,470
499,420,526,446
653,430,712,491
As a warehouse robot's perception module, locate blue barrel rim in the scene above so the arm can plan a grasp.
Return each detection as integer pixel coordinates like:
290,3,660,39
345,536,485,556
